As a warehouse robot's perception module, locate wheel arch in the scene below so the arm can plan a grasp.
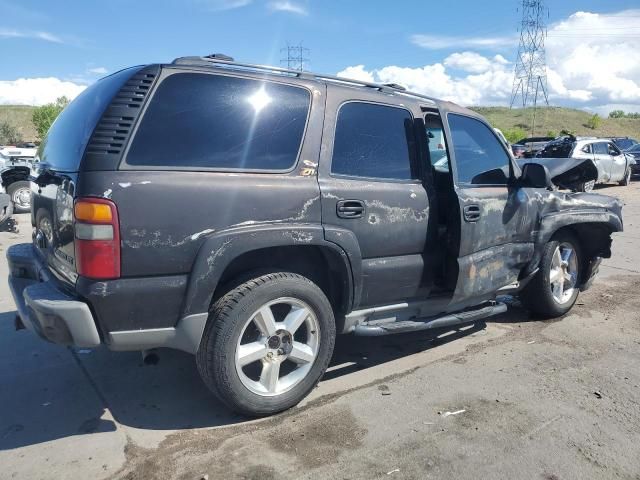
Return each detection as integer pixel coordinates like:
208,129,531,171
524,210,622,285
182,223,358,329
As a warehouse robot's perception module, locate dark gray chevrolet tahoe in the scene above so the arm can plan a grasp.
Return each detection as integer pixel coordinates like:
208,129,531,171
7,56,623,416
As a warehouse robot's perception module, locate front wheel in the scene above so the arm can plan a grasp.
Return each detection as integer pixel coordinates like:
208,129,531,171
197,272,336,416
7,180,31,213
520,231,581,318
575,179,595,192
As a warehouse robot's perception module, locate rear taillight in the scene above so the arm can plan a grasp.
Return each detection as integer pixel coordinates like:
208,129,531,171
74,198,120,279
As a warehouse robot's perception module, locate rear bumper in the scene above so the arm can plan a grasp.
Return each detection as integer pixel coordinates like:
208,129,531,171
7,243,101,347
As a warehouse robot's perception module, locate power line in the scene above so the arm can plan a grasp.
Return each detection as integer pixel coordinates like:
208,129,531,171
510,0,550,112
280,42,310,72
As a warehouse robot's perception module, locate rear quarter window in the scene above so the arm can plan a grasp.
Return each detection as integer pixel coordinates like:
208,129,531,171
37,67,141,172
125,73,311,171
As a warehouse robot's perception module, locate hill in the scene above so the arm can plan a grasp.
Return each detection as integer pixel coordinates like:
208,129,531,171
471,106,640,143
0,105,37,142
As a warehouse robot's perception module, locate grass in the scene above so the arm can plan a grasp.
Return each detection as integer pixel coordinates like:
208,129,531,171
471,106,640,142
1,104,639,145
0,105,37,142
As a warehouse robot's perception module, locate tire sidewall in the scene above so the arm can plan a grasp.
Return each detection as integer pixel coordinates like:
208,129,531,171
537,232,581,317
202,274,335,416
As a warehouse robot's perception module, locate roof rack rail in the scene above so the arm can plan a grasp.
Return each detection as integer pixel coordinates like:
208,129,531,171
170,55,437,104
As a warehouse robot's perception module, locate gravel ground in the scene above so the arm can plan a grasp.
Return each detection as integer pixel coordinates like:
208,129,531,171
1,182,640,480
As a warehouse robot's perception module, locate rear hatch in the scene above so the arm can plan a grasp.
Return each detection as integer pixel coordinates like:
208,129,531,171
32,67,143,286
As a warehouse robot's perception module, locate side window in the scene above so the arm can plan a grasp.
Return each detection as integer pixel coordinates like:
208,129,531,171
594,143,608,155
331,102,416,180
608,143,621,156
126,73,310,170
425,114,450,173
581,144,592,154
447,114,511,185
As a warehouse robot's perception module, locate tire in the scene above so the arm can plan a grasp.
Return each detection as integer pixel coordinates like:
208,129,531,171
575,180,595,192
520,231,581,319
7,180,31,213
197,272,336,416
619,168,631,186
0,198,13,228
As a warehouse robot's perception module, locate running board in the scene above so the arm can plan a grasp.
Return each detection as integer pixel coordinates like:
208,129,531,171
352,302,507,336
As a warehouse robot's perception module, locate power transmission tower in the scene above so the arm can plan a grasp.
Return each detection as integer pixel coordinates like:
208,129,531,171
510,0,549,110
280,42,310,71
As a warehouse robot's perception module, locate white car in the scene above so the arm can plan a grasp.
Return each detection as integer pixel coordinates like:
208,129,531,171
0,145,37,213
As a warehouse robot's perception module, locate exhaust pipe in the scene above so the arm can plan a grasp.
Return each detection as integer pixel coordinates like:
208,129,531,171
141,349,159,366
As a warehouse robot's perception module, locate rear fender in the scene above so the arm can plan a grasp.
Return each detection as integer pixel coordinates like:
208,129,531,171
182,223,357,317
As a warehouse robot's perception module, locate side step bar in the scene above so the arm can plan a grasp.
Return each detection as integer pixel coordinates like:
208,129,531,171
353,302,507,336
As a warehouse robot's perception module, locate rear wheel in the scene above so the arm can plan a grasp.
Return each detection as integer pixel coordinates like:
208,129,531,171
7,181,31,213
197,272,336,416
520,231,581,318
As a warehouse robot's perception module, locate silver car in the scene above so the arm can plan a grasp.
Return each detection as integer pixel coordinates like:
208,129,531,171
533,136,633,192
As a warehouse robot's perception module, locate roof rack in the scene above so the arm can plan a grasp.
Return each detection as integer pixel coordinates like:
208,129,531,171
170,55,437,104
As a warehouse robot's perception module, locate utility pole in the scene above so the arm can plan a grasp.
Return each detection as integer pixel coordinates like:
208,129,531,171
510,0,550,135
280,42,310,72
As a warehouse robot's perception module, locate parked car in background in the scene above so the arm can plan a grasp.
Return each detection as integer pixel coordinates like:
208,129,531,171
513,136,555,157
625,143,640,175
0,145,36,213
511,143,527,158
611,137,638,151
533,136,633,191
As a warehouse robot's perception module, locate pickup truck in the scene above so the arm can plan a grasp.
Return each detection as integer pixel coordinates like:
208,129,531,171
7,56,623,416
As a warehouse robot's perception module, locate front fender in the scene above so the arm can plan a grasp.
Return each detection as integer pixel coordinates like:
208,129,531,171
524,207,623,279
182,223,356,316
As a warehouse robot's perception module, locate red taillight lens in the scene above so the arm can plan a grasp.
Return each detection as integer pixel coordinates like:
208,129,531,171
74,198,120,279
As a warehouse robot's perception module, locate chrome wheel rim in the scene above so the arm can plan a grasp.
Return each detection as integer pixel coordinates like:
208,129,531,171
584,180,595,192
235,297,320,397
12,187,31,209
550,242,578,305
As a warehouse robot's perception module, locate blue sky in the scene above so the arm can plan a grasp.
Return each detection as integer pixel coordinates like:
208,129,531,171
1,0,640,112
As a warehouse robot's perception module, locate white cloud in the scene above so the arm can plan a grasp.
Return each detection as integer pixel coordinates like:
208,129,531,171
87,67,108,75
0,27,63,43
0,78,86,106
411,34,516,51
195,0,252,11
339,9,640,112
335,65,374,83
267,1,307,15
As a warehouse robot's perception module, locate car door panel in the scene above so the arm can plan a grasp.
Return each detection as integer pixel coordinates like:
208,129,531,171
443,113,536,304
319,92,434,308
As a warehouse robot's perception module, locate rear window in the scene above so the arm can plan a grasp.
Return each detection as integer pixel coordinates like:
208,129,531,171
126,73,310,171
37,67,141,172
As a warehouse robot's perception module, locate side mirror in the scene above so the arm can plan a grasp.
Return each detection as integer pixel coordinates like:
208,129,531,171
521,162,552,189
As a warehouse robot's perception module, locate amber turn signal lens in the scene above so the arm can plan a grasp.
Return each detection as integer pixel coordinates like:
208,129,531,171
74,201,113,223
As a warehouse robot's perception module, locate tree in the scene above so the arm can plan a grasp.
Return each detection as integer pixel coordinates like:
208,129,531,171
0,121,22,145
609,110,625,119
586,114,601,130
503,127,527,144
32,96,70,140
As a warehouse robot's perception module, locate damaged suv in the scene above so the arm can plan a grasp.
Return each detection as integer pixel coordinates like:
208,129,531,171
7,56,623,416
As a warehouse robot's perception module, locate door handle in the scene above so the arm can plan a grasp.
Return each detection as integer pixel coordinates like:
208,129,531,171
337,200,365,219
463,204,481,222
